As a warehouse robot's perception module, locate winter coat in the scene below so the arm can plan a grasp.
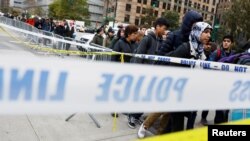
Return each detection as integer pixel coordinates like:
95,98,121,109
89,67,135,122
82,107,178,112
131,31,162,64
91,34,104,46
208,46,235,61
158,11,203,55
111,38,137,62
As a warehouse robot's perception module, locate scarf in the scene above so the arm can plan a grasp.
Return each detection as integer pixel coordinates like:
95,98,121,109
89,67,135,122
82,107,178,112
189,22,212,59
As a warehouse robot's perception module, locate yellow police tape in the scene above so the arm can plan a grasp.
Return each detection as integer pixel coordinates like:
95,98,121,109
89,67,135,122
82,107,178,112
140,119,250,141
0,26,121,56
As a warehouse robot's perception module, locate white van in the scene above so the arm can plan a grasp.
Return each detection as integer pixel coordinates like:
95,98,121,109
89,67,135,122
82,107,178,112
75,21,85,32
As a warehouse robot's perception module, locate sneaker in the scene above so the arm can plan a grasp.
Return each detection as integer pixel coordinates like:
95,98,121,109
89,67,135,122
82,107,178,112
128,116,136,129
200,118,208,126
138,124,146,138
134,118,143,125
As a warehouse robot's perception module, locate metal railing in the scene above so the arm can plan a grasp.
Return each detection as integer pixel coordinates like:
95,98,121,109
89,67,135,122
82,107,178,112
0,16,112,61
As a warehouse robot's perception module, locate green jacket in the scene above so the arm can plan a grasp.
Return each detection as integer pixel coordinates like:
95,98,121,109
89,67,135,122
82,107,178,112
91,34,104,46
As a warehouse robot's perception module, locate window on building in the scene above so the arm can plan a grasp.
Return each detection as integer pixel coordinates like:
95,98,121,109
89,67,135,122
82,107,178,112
206,6,208,11
213,0,216,5
202,13,204,17
143,0,147,5
162,12,165,16
207,0,210,4
184,8,187,14
151,0,159,8
136,6,141,13
188,1,192,7
163,2,166,9
167,3,171,10
211,8,215,13
194,2,197,8
174,5,177,11
124,14,130,23
141,19,145,25
137,0,142,3
210,15,214,21
202,5,205,11
126,4,131,11
203,0,206,3
154,10,158,16
135,18,140,25
174,0,178,3
142,8,146,14
178,6,181,13
198,3,201,9
205,14,207,20
184,0,188,5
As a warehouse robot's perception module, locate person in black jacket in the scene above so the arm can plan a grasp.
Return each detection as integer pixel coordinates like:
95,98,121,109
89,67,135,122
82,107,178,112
111,25,138,62
131,17,170,64
128,18,170,129
158,10,203,55
165,22,212,132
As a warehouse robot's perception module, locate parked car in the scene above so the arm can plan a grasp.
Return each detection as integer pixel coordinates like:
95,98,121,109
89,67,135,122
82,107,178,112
76,33,95,51
84,27,96,34
76,25,84,32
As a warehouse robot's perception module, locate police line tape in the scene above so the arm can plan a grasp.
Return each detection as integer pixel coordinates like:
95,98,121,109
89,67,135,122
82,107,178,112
0,54,250,114
1,23,250,73
127,53,250,73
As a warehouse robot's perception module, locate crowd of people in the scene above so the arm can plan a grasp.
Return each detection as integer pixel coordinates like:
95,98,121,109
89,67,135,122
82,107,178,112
2,10,250,139
93,10,249,139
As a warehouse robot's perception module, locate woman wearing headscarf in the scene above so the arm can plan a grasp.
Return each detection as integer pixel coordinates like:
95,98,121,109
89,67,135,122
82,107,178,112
159,21,212,133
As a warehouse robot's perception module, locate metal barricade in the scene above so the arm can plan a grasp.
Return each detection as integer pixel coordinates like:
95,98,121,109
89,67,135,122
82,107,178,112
0,16,112,61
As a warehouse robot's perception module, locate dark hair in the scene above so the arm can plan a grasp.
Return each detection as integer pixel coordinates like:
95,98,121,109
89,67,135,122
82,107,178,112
124,25,138,38
96,27,103,34
223,35,234,43
154,17,170,29
140,24,148,29
117,28,125,39
108,28,115,33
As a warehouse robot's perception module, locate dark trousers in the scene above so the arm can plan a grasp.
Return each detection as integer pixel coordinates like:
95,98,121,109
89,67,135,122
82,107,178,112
129,113,143,119
202,111,209,119
186,111,197,129
214,110,229,124
165,111,197,133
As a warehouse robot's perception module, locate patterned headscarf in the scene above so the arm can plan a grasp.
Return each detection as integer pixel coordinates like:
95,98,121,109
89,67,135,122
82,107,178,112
189,22,212,59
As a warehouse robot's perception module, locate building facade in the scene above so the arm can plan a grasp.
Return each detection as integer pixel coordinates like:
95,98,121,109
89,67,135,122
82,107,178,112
216,0,231,26
10,0,104,28
87,0,105,28
105,0,219,26
0,0,10,9
11,0,54,8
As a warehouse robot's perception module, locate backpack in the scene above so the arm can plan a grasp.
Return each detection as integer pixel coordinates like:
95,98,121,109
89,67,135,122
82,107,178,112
237,53,250,65
217,48,221,60
218,52,250,64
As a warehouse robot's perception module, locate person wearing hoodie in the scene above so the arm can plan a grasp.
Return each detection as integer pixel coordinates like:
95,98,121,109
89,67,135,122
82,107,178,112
127,18,170,129
163,22,212,132
131,17,170,64
158,10,203,55
155,10,203,133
